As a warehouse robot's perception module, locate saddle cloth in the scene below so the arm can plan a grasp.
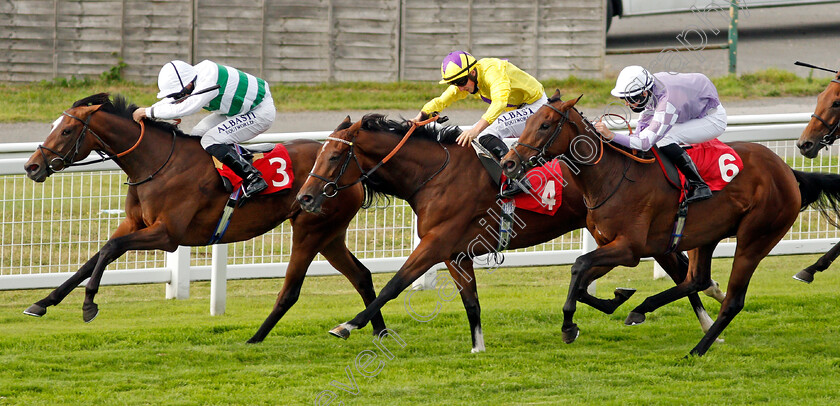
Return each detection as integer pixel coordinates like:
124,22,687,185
654,139,743,200
501,158,565,216
213,144,295,195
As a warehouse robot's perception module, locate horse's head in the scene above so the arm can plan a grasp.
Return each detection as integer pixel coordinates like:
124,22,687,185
797,75,840,158
297,117,364,213
502,90,584,179
24,98,107,182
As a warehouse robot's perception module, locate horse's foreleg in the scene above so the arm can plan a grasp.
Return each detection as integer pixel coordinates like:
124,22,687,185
329,234,449,340
445,258,484,353
626,245,716,327
319,235,386,335
247,240,318,344
794,242,840,283
82,221,174,322
563,240,638,344
23,253,101,317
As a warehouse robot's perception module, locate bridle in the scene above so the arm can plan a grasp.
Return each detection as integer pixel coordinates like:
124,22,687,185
308,115,445,199
511,102,604,170
810,78,840,147
37,106,175,185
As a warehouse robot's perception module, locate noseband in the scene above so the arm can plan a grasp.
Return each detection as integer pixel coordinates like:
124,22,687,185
510,103,570,169
810,79,840,147
37,107,108,174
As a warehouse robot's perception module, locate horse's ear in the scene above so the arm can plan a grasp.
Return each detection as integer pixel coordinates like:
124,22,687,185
552,89,562,100
562,94,583,110
347,119,363,135
335,116,353,131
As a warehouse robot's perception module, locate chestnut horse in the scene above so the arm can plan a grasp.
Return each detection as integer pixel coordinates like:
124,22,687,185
794,69,840,283
296,114,723,353
501,92,840,356
22,93,385,343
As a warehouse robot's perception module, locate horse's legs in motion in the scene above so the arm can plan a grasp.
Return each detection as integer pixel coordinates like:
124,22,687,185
794,243,840,283
652,252,715,332
689,229,788,356
329,234,449,339
82,222,175,322
445,258,485,353
626,245,716,327
24,219,141,319
24,253,101,317
562,240,639,344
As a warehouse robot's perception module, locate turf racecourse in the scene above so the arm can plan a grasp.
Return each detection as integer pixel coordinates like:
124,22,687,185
1,254,838,405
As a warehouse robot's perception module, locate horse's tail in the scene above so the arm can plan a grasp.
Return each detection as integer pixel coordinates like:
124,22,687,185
792,169,840,227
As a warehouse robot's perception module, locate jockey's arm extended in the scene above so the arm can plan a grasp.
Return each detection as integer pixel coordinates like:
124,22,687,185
610,103,678,151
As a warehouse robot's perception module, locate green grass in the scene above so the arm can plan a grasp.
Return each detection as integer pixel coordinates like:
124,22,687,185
1,254,839,405
2,68,827,123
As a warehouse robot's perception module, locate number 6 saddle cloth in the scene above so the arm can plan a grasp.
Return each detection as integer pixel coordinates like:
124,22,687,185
213,143,295,195
653,138,743,202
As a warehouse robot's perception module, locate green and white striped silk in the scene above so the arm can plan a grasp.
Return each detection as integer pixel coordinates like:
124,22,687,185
205,63,267,116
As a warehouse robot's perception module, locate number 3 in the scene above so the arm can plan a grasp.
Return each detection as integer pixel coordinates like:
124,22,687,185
269,157,291,187
718,153,739,182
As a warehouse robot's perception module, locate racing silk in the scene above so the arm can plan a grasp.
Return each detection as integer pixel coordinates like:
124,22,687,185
420,58,545,124
612,72,721,151
148,60,268,119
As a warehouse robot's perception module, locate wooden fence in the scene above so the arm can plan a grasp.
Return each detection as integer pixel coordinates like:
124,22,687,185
0,0,605,84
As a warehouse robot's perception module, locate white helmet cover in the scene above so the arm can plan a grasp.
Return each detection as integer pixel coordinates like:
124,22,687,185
156,60,197,99
611,65,654,98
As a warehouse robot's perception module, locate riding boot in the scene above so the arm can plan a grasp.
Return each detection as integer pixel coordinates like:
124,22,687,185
205,143,268,198
479,135,532,198
659,143,712,203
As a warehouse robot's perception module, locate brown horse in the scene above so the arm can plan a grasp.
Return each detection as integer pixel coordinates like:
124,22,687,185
501,92,840,356
296,114,723,353
794,71,840,283
22,93,385,343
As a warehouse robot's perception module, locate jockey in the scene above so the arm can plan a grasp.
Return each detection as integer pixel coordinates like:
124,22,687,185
412,51,547,196
132,60,275,198
595,66,727,203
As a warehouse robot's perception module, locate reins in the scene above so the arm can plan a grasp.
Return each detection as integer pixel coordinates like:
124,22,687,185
596,113,656,164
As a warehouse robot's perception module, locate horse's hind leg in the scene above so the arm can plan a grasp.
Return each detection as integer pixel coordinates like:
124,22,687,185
23,253,101,317
445,258,485,353
794,243,840,283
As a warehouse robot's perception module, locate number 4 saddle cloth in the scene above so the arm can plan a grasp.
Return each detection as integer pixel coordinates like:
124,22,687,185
213,144,295,195
501,158,565,216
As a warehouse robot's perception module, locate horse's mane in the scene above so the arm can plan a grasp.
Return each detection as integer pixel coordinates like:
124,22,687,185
359,114,461,144
72,93,190,137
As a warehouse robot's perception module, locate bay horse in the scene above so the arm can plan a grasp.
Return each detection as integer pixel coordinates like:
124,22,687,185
794,71,840,283
296,113,724,353
22,93,386,344
501,91,840,356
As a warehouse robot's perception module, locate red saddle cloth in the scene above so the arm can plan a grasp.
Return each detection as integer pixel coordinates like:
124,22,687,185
215,144,295,195
501,158,565,216
675,139,743,193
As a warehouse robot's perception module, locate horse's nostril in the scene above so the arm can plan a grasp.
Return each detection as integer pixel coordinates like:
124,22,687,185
299,194,312,204
800,141,814,151
503,160,515,170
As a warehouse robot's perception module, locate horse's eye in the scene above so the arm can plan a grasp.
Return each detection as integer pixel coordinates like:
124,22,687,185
61,129,72,136
539,123,550,131
328,154,340,162
832,100,840,108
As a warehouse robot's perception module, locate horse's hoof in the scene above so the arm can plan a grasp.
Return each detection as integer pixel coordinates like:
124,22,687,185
614,287,636,302
562,324,580,344
82,303,99,323
329,324,351,340
23,304,46,317
625,311,646,326
246,336,263,344
792,270,814,284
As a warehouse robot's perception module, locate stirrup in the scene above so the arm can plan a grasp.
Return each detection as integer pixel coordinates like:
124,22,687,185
500,178,531,198
684,184,712,203
242,176,268,198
